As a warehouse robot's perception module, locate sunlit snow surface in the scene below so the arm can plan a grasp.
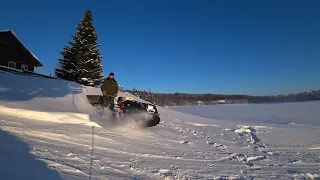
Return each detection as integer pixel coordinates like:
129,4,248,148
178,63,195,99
0,72,320,180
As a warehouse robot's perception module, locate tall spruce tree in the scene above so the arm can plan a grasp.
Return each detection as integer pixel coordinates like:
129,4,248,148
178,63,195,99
55,9,103,86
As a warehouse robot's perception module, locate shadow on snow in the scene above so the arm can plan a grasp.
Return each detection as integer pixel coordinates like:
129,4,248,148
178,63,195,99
0,72,83,101
0,128,63,180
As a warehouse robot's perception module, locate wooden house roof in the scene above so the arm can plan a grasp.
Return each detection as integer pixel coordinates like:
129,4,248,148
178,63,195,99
0,30,43,67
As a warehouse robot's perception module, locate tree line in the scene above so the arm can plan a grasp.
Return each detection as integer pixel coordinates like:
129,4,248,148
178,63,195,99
126,88,320,107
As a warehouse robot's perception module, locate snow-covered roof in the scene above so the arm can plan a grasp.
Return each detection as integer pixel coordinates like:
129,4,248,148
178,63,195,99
0,29,43,67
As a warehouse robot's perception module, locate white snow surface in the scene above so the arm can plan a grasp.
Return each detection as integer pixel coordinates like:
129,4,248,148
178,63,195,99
1,72,320,180
171,102,320,126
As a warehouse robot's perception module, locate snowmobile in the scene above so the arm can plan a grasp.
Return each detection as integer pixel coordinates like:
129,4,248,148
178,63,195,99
116,96,161,127
87,95,161,127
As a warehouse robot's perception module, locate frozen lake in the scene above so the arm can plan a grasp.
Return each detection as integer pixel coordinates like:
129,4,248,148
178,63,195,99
171,101,320,126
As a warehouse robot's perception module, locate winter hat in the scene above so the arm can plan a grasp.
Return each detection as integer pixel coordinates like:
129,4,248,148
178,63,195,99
109,72,114,76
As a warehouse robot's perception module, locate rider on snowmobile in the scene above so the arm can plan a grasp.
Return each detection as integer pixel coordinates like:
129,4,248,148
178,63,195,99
101,72,119,111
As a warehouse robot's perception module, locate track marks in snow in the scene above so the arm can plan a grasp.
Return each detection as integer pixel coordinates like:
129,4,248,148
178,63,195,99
28,142,151,179
161,120,228,150
216,153,267,171
1,107,319,179
156,117,320,179
28,146,94,179
160,118,278,176
292,173,320,179
234,125,266,149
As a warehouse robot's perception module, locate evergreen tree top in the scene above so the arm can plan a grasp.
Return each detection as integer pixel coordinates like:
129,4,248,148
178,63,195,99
55,9,104,87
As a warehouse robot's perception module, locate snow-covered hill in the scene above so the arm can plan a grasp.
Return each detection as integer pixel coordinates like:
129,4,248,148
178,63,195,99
0,72,319,180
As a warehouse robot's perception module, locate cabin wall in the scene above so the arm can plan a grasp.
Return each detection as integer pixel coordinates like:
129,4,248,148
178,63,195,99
0,57,34,72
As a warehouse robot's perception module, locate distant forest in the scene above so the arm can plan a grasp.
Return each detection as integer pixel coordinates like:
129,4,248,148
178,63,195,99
124,88,320,107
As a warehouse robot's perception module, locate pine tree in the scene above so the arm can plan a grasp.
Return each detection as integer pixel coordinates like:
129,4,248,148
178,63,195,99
55,9,103,86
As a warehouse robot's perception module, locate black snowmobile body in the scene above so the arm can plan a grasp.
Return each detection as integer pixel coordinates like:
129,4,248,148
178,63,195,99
117,97,161,127
86,95,161,127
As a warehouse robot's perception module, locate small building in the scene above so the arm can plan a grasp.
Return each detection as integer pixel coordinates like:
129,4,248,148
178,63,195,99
196,101,203,105
217,100,226,104
118,85,124,92
0,30,43,73
212,100,226,104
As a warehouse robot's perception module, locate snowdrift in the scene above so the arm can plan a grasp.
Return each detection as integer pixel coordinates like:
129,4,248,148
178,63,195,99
0,72,145,128
0,72,103,127
1,72,320,180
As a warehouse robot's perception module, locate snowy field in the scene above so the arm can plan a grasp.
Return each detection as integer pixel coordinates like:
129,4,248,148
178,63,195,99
171,101,320,126
0,72,320,180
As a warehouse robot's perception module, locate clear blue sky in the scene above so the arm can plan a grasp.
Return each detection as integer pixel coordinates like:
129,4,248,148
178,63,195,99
1,0,320,95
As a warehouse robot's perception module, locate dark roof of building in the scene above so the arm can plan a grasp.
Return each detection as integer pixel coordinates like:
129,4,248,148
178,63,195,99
0,30,43,67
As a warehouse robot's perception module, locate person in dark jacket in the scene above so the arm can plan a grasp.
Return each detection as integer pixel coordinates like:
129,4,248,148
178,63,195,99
101,72,119,110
